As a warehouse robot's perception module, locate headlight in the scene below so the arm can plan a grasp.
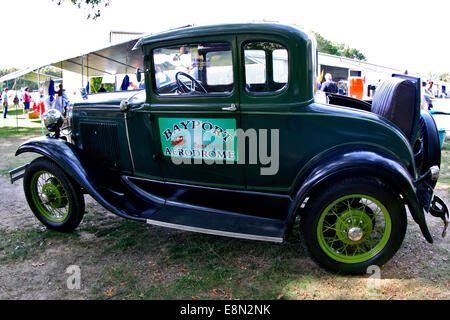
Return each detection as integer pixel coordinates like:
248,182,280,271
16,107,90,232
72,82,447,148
43,109,64,132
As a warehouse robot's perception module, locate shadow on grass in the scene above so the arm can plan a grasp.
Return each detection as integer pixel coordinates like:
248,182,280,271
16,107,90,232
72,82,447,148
85,216,328,300
0,126,43,138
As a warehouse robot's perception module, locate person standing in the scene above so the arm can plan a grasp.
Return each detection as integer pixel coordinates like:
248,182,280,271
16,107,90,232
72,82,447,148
98,83,107,93
423,81,434,110
23,87,31,114
54,84,64,113
2,88,9,118
321,73,339,94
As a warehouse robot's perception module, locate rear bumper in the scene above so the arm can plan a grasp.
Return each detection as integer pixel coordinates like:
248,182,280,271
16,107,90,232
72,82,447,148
9,164,28,184
415,165,449,240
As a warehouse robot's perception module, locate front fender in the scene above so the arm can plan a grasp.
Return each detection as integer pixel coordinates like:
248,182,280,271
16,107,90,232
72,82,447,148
16,136,145,222
288,150,433,243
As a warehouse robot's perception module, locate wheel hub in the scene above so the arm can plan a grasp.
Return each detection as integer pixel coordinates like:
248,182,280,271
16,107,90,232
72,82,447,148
348,227,364,241
335,209,373,244
41,178,66,209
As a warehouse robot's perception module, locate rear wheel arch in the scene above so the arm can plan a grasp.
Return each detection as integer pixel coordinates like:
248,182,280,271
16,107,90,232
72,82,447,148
293,168,408,219
289,163,433,243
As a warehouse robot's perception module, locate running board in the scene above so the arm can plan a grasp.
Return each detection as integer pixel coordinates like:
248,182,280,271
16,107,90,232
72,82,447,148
146,205,285,243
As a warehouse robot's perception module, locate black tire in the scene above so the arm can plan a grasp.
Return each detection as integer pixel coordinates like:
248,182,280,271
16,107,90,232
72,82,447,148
414,111,441,177
23,157,85,232
300,176,406,274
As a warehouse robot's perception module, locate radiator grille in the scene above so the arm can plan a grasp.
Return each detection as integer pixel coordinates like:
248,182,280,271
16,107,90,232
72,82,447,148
80,122,121,163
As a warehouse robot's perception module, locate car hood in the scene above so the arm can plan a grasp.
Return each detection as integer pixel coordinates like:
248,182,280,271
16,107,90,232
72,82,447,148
72,90,146,107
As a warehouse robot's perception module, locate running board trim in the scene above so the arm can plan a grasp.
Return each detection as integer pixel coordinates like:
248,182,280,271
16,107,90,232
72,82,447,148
146,219,284,243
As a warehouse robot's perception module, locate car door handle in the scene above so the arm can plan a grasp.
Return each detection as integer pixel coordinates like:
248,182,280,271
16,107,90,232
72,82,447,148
222,104,237,112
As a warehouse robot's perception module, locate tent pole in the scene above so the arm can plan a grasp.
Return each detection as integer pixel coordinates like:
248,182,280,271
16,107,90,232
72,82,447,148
38,67,44,135
82,55,85,88
87,55,89,93
16,77,20,131
61,62,63,116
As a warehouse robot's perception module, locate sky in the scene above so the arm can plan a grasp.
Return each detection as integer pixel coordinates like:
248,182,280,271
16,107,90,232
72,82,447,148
1,0,449,76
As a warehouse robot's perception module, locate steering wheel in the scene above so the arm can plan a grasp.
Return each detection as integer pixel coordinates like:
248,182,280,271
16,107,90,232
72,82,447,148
175,72,207,93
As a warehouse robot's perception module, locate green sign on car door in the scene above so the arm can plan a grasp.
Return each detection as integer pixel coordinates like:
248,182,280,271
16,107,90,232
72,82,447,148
159,117,238,162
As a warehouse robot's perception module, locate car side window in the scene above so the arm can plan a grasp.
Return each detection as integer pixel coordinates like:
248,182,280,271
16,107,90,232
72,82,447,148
243,42,288,93
153,42,234,96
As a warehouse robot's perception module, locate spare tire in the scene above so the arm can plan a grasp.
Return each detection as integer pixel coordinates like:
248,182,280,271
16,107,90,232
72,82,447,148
413,110,441,183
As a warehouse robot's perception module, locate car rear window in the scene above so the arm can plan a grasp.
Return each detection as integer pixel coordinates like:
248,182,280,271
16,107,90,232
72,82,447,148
243,42,288,93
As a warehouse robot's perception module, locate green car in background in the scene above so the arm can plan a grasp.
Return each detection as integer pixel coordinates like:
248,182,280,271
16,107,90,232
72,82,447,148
10,23,449,274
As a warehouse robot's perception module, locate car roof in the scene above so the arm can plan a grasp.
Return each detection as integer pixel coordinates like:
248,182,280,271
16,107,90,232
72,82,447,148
133,23,311,49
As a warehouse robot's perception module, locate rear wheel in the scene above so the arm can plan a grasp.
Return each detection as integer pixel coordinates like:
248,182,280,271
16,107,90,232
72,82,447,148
414,112,441,177
24,157,85,232
300,176,406,274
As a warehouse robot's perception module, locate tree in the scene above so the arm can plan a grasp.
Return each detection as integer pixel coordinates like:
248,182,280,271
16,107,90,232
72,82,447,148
0,68,38,91
53,0,111,19
90,77,114,93
438,72,450,82
0,67,63,91
0,68,19,78
313,32,366,61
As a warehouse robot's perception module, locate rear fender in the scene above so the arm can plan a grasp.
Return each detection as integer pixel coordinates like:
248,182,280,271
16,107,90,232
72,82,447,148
16,136,145,221
288,150,433,243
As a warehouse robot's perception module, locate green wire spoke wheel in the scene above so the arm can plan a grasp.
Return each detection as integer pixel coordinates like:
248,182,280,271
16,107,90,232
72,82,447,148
30,171,70,223
301,176,406,274
24,157,85,232
317,195,391,264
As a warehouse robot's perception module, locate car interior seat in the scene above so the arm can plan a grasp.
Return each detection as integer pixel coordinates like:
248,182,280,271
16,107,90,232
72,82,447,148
371,77,418,141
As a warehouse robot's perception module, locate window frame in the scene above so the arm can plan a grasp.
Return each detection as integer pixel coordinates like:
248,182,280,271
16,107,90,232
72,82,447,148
151,41,236,99
242,40,290,97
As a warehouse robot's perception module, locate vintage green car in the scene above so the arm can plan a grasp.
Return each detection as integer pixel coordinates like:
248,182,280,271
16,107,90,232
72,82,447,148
10,23,449,274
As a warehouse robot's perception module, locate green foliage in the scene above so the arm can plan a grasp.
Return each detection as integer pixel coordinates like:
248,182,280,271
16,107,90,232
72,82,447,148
90,77,102,93
89,77,114,93
438,72,450,82
53,0,111,19
0,68,37,91
0,68,19,78
0,66,62,91
40,66,62,78
425,71,450,82
313,32,366,61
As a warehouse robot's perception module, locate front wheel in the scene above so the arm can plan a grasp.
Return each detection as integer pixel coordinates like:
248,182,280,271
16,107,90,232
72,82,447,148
300,176,406,274
24,157,85,232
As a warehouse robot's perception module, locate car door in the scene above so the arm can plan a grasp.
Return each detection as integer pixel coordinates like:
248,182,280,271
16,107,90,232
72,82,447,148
237,35,297,193
148,35,245,189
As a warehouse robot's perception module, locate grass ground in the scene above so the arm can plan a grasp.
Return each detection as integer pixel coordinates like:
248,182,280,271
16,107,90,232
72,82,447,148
0,115,448,300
